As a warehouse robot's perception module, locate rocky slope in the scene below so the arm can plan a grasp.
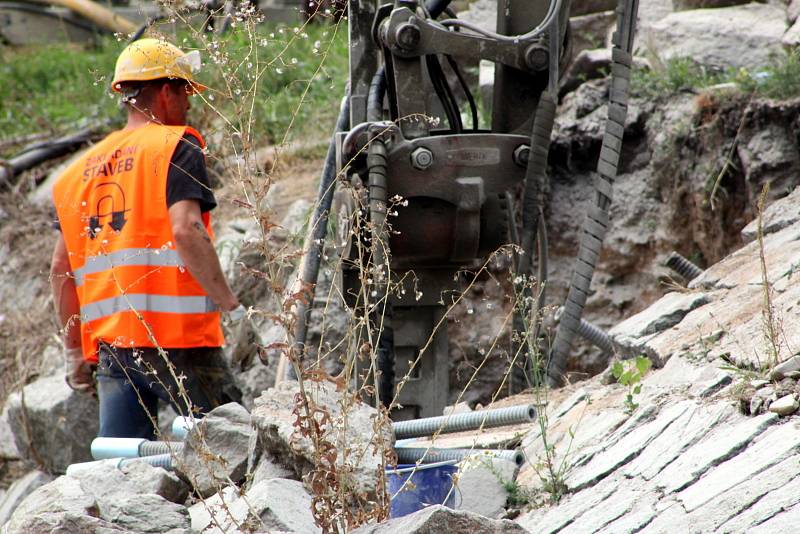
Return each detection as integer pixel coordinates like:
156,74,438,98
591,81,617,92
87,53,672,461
512,181,800,532
2,0,800,532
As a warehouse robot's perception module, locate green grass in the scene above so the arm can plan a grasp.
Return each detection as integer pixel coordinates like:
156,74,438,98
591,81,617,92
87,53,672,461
0,40,119,137
631,57,724,100
632,52,800,101
0,19,349,150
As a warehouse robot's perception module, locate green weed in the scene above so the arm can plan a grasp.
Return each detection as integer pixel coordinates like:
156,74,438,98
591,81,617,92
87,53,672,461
632,57,723,100
611,355,652,413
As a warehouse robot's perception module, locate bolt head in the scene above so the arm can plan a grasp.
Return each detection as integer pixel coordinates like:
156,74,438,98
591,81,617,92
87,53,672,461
513,145,531,167
411,147,433,170
395,22,421,50
525,45,549,71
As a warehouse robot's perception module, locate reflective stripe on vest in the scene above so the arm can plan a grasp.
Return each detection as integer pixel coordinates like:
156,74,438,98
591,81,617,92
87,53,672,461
73,248,184,287
80,294,218,323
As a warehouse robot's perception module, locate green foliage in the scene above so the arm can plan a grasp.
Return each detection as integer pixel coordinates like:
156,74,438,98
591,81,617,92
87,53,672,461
0,40,119,138
0,21,349,147
611,355,652,413
633,52,800,102
734,51,800,100
632,57,723,100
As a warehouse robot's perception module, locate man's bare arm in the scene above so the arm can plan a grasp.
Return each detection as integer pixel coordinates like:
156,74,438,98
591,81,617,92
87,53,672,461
169,199,239,312
50,234,81,348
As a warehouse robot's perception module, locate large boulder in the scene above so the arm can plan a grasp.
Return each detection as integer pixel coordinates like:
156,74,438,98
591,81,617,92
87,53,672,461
250,380,394,501
5,467,192,534
0,470,54,526
189,479,320,534
174,402,252,497
4,476,100,533
69,460,189,505
642,3,787,72
454,457,518,519
352,505,529,533
5,373,99,473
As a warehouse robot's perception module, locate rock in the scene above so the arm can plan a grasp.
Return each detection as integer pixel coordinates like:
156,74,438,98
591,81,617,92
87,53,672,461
609,291,710,363
98,493,190,533
791,0,800,24
770,354,800,380
282,198,311,236
5,476,99,532
782,19,800,48
250,380,394,500
768,394,799,415
673,0,753,8
7,466,193,534
247,449,295,487
69,460,188,504
458,0,497,32
751,395,765,415
352,505,528,533
0,408,20,460
5,373,99,473
6,512,134,533
642,4,787,72
736,123,800,200
0,470,54,526
121,462,189,504
676,423,800,512
175,402,252,497
189,479,320,534
569,12,616,58
455,457,517,518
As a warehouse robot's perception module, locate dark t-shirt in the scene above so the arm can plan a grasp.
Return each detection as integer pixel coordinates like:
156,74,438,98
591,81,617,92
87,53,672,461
54,133,215,230
166,133,216,212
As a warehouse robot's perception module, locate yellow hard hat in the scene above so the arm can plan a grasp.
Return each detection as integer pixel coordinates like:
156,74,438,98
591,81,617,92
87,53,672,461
111,38,206,93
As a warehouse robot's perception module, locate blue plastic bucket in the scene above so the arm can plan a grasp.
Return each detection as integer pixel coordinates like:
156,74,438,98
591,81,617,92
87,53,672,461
386,460,459,518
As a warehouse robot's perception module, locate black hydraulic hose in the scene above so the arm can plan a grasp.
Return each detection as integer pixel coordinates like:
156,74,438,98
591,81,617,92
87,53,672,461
425,54,462,133
367,68,393,407
286,96,351,378
444,54,478,131
548,0,639,386
367,66,387,123
0,123,105,188
426,0,453,18
367,135,392,408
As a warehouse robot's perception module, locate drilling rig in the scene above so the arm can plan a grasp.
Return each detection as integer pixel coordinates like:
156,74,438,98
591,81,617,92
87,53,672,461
287,0,640,420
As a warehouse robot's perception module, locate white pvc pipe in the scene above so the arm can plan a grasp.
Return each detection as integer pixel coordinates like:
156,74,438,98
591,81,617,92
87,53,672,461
171,416,195,439
91,438,146,460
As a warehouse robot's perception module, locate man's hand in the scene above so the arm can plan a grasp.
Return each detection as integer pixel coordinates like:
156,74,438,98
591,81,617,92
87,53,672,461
64,347,96,395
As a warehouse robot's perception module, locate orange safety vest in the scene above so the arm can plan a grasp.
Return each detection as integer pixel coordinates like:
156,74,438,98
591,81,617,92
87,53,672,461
53,123,224,362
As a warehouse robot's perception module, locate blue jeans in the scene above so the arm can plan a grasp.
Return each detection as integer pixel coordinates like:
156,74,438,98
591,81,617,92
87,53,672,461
96,345,240,439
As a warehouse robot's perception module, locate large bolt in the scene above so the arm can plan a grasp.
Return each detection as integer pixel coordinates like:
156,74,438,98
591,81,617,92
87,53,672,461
410,147,433,170
513,144,531,167
665,251,703,281
554,307,614,354
525,44,549,71
395,22,421,51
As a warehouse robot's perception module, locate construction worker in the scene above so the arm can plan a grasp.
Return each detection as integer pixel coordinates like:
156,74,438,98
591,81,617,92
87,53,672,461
50,38,242,439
